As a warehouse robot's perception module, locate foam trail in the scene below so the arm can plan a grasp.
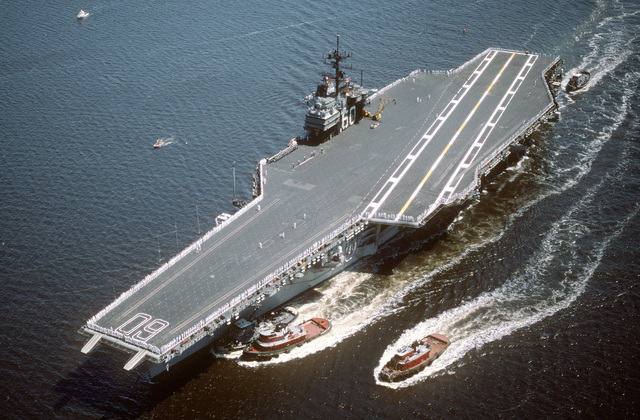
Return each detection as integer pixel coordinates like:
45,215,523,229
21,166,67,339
160,135,175,146
237,222,518,369
238,270,376,366
375,170,639,388
553,1,638,187
562,1,638,94
237,233,487,368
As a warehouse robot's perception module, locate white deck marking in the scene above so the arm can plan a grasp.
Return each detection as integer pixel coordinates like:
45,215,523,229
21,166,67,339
393,52,518,220
437,54,539,204
365,50,499,217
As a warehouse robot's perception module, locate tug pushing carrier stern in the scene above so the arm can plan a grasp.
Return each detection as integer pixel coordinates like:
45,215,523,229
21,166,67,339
80,38,562,378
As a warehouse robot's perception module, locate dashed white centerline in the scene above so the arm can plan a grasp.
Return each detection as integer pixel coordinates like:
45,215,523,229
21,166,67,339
365,50,499,216
394,52,517,220
436,53,539,204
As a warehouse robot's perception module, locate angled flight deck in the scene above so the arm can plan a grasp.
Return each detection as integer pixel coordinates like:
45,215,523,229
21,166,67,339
81,48,561,376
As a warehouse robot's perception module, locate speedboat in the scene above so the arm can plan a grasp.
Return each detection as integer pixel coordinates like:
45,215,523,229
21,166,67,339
242,317,331,360
76,10,89,20
380,333,450,382
566,71,590,92
154,135,175,148
213,307,298,356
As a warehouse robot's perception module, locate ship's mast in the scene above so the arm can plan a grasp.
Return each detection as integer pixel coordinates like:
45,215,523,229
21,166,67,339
325,35,352,97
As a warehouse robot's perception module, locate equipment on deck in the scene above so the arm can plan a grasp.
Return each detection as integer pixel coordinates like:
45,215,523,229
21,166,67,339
364,97,397,121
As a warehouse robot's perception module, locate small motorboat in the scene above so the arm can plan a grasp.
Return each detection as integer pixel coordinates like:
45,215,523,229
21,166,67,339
566,71,590,92
76,10,90,20
380,333,450,382
213,307,299,356
242,317,331,360
154,135,174,148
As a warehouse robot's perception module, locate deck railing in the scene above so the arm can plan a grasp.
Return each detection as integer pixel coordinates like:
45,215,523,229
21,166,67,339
86,159,267,354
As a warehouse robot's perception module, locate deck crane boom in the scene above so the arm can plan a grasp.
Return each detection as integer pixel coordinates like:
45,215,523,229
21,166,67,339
364,97,397,121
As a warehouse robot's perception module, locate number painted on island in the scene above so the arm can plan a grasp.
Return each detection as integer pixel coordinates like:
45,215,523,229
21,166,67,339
341,106,357,130
116,313,169,342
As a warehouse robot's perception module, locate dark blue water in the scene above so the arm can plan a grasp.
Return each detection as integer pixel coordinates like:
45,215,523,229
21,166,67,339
1,0,639,418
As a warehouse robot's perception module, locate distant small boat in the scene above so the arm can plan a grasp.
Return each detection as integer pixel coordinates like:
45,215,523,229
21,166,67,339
154,135,174,148
242,317,331,360
380,333,450,382
76,10,89,20
566,71,590,92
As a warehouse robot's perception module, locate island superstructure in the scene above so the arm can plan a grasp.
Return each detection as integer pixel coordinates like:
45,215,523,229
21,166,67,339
80,39,562,378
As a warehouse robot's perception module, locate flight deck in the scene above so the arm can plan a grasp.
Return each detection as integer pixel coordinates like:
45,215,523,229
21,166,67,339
81,48,562,375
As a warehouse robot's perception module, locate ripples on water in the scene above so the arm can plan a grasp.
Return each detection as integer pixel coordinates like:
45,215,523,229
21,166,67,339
0,0,638,418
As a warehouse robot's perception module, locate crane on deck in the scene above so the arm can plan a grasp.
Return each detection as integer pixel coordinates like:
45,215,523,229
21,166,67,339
364,97,397,121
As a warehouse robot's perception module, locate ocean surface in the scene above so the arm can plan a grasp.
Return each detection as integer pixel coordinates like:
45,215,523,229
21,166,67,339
1,0,639,418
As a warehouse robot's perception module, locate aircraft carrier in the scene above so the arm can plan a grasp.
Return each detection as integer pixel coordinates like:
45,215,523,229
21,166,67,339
80,38,562,378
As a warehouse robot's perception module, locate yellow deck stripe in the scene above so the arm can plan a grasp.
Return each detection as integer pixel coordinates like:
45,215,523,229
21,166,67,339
396,53,515,217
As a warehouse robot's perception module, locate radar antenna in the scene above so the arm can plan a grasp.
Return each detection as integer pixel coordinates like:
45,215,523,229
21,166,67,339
324,35,353,94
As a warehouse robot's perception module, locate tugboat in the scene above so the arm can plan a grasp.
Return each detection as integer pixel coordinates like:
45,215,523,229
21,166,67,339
380,333,450,382
566,71,590,92
242,317,331,360
213,307,298,356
